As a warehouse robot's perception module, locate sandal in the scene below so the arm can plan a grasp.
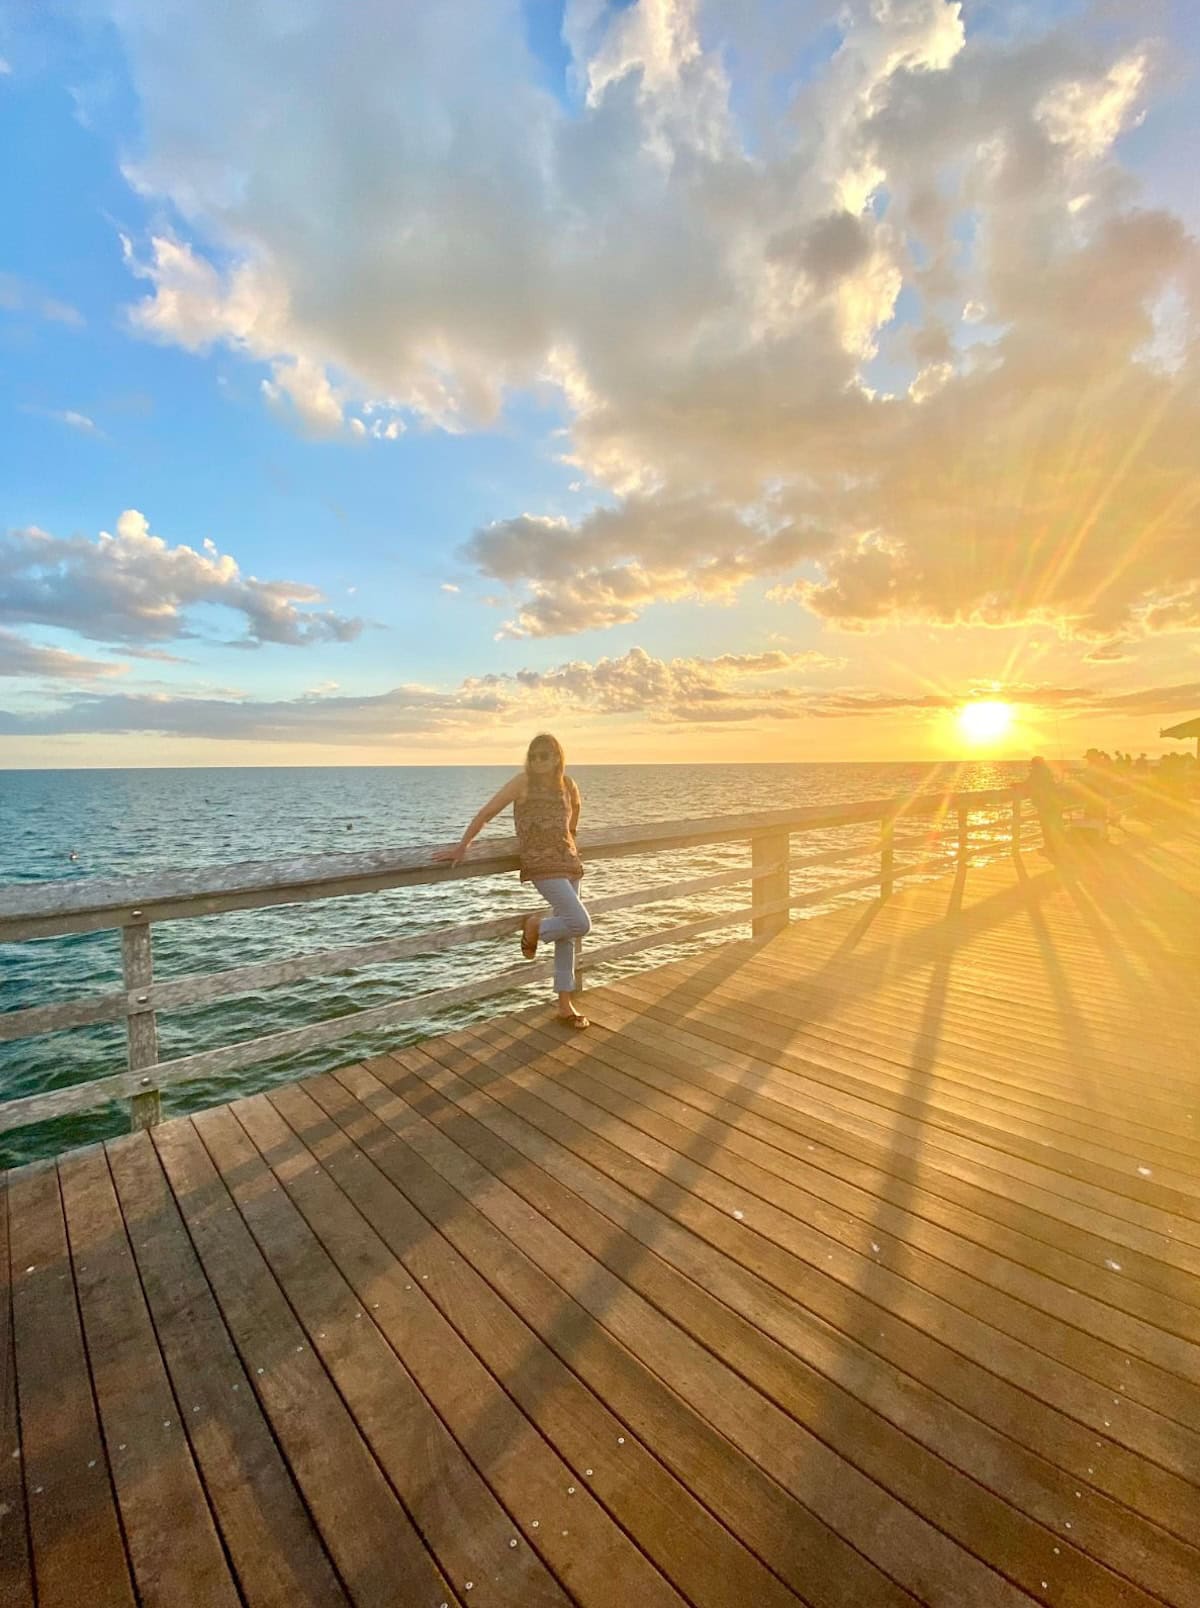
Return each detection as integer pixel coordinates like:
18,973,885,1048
520,916,539,960
557,1012,590,1030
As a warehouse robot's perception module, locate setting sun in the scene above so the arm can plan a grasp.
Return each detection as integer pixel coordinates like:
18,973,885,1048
957,700,1014,745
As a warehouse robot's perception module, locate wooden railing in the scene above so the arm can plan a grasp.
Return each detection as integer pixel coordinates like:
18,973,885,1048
0,784,1033,1139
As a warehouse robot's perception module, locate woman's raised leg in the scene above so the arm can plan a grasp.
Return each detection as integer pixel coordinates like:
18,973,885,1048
531,877,591,1020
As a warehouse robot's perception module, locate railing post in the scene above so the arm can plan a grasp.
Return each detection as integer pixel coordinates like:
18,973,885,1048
751,830,791,939
880,816,894,900
1010,793,1022,855
957,805,970,866
123,913,161,1131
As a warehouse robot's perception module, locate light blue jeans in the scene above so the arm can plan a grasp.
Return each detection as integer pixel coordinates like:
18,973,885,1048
532,877,591,993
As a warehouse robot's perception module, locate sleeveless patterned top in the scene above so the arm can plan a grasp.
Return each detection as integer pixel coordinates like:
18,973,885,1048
513,779,584,882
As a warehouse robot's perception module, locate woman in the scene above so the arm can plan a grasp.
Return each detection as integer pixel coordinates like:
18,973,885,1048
433,734,591,1028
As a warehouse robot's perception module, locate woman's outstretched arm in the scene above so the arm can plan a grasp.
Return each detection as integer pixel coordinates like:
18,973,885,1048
432,774,523,866
567,775,581,836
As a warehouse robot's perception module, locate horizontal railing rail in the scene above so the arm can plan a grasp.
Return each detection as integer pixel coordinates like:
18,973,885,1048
0,783,1030,1139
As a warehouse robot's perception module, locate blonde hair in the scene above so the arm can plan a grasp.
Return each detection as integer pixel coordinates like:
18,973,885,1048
524,732,566,792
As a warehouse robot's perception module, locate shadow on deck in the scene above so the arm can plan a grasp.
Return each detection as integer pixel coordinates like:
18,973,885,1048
4,826,1200,1607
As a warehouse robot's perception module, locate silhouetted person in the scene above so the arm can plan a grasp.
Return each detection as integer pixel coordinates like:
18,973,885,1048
1027,757,1065,859
1074,749,1115,845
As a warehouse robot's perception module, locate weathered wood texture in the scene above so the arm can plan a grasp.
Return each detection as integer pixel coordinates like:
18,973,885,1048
5,822,1197,1604
0,857,792,1044
121,922,160,1131
0,787,1028,1144
0,786,1023,940
1,785,1028,1139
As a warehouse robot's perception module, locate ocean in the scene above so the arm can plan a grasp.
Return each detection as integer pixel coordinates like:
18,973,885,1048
0,760,1025,1166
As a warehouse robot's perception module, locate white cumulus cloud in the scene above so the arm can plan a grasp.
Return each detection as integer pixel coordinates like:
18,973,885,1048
99,0,1198,651
0,510,364,648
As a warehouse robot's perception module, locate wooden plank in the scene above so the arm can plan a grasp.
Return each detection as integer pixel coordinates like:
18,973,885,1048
787,841,882,874
200,1097,580,1608
740,943,1200,1119
0,1182,32,1608
121,922,160,1131
403,1031,1200,1608
345,1055,1017,1608
231,1088,686,1608
472,996,1196,1350
752,831,791,938
25,860,771,1026
727,972,1200,1184
0,786,1023,940
588,975,1200,1308
675,872,1198,1037
790,872,887,909
595,913,1196,1099
750,918,1200,1082
608,951,1200,1241
192,1099,578,1608
493,1005,1200,1348
450,1016,1200,1530
272,1075,805,1608
563,1009,1200,1472
150,1116,459,1607
6,1161,135,1608
0,991,125,1044
328,1061,910,1608
0,950,558,1136
879,819,894,900
600,968,1200,1273
596,898,1197,1079
641,948,1200,1204
0,898,799,1140
600,973,1200,1275
608,964,1200,1237
104,1130,346,1607
57,1146,240,1605
757,951,1200,1093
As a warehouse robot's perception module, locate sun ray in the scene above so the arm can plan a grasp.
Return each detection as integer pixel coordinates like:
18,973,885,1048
1026,382,1178,619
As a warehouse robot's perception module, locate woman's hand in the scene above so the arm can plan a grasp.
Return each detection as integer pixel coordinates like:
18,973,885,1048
432,778,520,870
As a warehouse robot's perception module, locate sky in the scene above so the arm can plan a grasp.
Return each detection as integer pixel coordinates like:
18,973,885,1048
1,0,1198,768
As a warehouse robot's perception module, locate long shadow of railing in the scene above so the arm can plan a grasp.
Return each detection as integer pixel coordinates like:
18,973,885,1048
285,854,1082,1597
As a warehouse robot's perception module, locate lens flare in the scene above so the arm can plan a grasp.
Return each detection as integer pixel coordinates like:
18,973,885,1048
958,700,1013,744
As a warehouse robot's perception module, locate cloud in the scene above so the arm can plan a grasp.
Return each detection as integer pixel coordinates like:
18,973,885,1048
0,642,842,739
0,628,123,682
0,510,364,649
57,409,101,435
2,643,1192,742
1083,641,1131,664
103,1,1198,647
466,497,831,637
261,356,347,436
0,272,84,328
21,406,104,436
1035,50,1149,164
469,644,843,714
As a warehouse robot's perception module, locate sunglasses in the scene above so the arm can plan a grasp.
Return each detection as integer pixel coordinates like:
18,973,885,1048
529,748,556,761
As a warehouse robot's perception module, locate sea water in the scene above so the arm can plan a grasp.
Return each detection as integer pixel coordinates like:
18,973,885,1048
0,761,1023,1164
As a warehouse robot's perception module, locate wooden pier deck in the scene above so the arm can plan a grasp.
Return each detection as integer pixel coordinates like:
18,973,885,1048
3,830,1199,1607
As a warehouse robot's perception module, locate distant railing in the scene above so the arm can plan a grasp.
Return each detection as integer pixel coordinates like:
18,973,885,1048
0,784,1034,1138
